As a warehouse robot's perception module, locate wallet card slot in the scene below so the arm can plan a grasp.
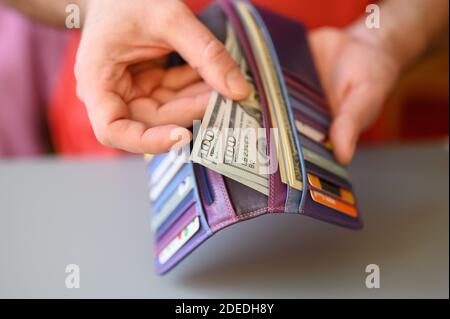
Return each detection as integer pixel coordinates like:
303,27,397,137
290,96,331,127
155,202,198,255
308,184,355,206
224,177,268,216
193,164,238,232
150,163,190,214
305,161,352,191
287,84,330,118
251,4,323,95
284,72,327,108
155,190,195,240
302,147,349,181
300,135,335,162
292,108,328,135
302,187,362,229
195,164,214,206
155,202,210,274
147,149,211,240
304,161,357,207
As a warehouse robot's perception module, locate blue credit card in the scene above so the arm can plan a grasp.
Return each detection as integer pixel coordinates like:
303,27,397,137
156,190,196,240
151,163,191,215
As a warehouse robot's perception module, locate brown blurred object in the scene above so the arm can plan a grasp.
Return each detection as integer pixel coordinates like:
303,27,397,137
362,30,449,143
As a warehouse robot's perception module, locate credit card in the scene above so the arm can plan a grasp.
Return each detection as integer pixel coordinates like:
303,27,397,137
305,161,352,190
298,127,334,158
301,136,335,161
156,192,196,240
151,164,191,213
149,151,189,202
295,119,333,150
149,149,188,188
151,174,195,232
158,215,200,265
302,147,349,180
310,189,358,218
307,173,355,205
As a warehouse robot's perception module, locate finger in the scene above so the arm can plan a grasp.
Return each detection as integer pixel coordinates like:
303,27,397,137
108,120,191,154
85,91,190,154
152,87,176,104
329,115,359,165
128,57,167,75
174,81,211,98
330,83,385,164
165,4,250,100
162,64,201,90
129,67,166,100
129,92,210,128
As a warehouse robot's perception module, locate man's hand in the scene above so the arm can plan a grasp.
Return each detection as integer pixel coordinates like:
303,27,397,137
75,0,250,154
309,27,400,164
308,0,448,165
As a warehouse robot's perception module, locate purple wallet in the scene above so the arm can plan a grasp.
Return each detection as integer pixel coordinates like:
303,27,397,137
147,0,363,275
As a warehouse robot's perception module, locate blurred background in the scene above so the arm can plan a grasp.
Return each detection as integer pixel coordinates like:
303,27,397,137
0,0,448,158
0,0,448,299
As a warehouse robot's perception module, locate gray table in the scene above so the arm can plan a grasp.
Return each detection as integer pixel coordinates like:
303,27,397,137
0,143,448,298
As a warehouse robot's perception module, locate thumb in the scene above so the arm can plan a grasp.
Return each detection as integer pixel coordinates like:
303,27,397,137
165,4,250,100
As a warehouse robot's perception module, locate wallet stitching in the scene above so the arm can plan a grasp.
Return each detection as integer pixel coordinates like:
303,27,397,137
269,171,274,208
212,206,284,231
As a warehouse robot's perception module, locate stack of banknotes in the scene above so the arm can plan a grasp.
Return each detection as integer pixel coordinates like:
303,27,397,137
146,0,361,274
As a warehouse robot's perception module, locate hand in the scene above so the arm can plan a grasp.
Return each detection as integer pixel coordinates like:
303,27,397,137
75,0,250,154
309,27,401,164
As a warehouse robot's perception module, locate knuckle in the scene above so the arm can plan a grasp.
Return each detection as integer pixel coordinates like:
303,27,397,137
159,1,189,26
200,39,231,67
74,81,84,102
94,128,112,147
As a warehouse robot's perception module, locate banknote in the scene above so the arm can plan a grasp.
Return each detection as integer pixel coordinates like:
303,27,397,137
191,23,269,195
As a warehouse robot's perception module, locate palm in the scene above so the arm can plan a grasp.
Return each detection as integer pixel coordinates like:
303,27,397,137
113,61,211,129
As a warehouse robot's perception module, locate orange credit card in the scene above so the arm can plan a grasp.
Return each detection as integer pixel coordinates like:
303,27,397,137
307,173,355,205
310,189,358,218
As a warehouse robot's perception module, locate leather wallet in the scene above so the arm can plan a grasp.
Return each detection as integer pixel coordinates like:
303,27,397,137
146,0,363,275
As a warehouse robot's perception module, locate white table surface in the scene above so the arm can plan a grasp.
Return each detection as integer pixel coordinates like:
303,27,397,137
0,142,448,298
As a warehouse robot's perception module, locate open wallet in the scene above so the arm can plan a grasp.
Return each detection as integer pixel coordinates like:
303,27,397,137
146,0,363,275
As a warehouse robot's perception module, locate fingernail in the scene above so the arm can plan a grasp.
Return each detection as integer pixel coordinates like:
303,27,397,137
226,68,250,97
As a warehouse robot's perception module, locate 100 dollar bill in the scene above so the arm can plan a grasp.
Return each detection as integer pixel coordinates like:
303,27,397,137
191,23,269,195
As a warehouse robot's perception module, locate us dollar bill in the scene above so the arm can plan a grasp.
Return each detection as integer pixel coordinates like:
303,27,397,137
234,1,303,191
191,23,269,195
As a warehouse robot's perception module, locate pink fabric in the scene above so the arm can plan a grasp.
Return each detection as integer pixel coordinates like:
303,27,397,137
0,4,68,157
